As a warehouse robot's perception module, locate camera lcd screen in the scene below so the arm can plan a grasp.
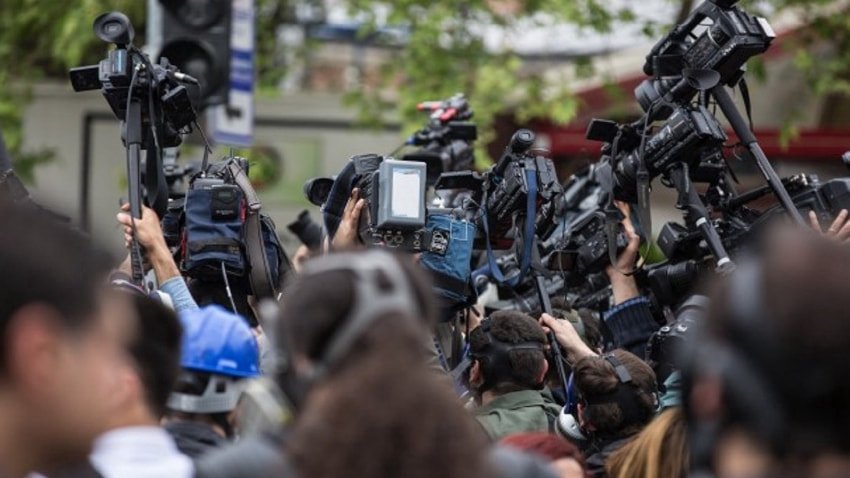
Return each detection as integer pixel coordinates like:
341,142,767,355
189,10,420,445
391,168,423,218
377,159,427,229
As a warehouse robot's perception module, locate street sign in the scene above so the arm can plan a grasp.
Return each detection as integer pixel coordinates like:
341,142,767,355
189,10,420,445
210,0,255,147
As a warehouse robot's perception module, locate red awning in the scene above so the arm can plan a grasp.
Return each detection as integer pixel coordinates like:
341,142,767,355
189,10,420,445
537,126,848,160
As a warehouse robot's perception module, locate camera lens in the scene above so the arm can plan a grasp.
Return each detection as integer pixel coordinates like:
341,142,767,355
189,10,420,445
635,80,661,113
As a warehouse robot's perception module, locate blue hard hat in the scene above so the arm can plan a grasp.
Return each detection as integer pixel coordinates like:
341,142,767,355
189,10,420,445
178,305,260,378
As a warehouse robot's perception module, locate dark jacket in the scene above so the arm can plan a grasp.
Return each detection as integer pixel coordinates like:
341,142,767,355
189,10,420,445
164,420,228,459
584,436,633,478
603,296,658,358
195,431,293,478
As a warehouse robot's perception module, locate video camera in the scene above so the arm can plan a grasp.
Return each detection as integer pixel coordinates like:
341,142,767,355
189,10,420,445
406,93,478,174
354,154,434,251
588,105,727,203
69,12,198,149
637,0,775,121
470,129,562,250
69,11,202,286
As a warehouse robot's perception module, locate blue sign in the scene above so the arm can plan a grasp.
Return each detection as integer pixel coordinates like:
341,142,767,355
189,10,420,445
211,0,255,147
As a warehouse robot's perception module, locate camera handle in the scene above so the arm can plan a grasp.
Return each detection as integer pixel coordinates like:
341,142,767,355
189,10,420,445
667,164,735,274
710,84,805,226
532,272,570,401
124,91,147,287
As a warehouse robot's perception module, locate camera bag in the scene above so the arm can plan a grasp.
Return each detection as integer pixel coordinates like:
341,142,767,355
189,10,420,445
182,157,290,299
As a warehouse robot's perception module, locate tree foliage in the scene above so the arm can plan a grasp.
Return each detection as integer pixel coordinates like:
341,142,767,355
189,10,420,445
1,0,849,179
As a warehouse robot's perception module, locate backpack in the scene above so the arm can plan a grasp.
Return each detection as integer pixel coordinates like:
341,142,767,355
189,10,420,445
177,156,291,299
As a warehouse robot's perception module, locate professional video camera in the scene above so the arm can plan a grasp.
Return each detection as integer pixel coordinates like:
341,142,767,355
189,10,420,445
518,0,850,320
460,129,562,250
644,174,850,308
69,11,201,286
404,93,477,173
69,13,198,149
636,0,775,122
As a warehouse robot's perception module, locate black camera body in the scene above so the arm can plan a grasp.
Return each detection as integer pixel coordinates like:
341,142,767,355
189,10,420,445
69,12,196,148
637,0,775,119
646,294,708,384
480,130,562,250
606,105,727,202
547,210,630,279
70,53,194,150
408,94,477,174
352,154,433,252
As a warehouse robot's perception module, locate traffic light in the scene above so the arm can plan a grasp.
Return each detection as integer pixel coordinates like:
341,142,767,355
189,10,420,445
158,0,231,109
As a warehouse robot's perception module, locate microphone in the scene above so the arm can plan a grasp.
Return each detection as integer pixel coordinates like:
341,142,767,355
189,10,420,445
169,71,200,85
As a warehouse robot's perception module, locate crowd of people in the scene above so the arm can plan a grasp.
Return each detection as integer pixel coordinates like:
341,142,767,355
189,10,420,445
4,174,850,478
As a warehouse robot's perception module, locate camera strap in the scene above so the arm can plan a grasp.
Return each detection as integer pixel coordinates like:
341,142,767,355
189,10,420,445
145,136,169,218
739,78,754,133
482,168,538,287
227,161,277,299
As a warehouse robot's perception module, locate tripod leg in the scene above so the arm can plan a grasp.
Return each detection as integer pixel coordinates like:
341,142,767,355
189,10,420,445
711,84,805,226
668,165,735,274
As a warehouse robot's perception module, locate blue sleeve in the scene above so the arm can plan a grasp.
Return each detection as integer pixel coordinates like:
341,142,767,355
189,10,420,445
603,296,658,358
159,276,199,313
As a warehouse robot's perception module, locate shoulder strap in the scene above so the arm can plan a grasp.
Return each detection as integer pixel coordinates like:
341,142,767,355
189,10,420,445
228,160,276,299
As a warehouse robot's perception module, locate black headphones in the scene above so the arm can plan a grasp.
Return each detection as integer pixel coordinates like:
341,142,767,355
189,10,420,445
579,353,656,429
468,318,547,392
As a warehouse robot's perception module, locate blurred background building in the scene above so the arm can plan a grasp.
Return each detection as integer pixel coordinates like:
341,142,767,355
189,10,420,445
14,0,849,254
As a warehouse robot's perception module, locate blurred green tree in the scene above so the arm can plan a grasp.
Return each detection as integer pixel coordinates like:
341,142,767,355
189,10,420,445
1,0,848,179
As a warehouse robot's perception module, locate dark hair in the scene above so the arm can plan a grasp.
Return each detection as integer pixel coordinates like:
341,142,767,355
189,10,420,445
469,310,548,394
0,201,114,374
169,371,232,435
279,252,436,366
699,227,850,456
126,294,183,418
574,350,656,437
188,278,257,327
282,253,486,478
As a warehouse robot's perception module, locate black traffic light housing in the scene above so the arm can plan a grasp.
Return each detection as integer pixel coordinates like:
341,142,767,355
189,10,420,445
158,0,231,110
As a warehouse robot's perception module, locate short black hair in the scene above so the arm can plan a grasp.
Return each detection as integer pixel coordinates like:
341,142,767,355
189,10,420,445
126,294,183,417
469,310,548,393
0,201,114,374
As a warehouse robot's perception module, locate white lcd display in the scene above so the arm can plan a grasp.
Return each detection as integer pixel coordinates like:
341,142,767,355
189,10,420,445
391,168,422,218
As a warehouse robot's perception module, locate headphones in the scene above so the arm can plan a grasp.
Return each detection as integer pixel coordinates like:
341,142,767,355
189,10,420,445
467,318,547,393
294,250,422,382
562,352,656,441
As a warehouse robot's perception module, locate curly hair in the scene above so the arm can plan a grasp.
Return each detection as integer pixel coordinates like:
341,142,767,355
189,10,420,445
469,310,548,394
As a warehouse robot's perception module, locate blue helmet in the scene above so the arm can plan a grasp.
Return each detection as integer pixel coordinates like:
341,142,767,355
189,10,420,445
177,305,261,379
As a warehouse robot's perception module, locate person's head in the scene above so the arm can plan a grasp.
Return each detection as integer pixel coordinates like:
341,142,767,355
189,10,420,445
573,350,657,439
107,292,183,425
279,250,488,478
500,432,589,478
468,310,549,400
605,407,688,478
166,305,260,437
0,202,132,475
277,249,436,393
686,227,850,477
